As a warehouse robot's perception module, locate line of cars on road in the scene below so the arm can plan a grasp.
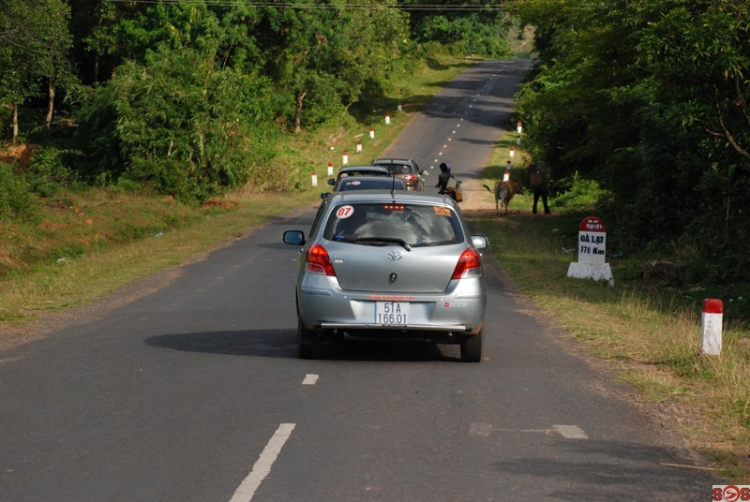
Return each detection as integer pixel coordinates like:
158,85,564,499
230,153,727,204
324,158,424,197
283,158,489,362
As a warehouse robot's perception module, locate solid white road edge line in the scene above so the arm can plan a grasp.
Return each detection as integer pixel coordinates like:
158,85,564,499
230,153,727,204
228,423,296,502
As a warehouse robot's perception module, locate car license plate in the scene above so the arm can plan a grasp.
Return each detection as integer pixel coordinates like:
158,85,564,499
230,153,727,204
376,301,409,326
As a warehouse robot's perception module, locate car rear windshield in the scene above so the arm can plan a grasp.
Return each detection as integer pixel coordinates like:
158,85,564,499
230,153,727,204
382,164,414,175
339,178,404,191
323,202,464,247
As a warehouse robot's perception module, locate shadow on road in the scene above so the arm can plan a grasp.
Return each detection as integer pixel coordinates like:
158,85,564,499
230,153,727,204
145,330,462,363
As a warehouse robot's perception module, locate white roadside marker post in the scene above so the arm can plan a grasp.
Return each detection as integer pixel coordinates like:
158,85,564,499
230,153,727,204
567,216,614,286
311,172,318,187
701,299,723,356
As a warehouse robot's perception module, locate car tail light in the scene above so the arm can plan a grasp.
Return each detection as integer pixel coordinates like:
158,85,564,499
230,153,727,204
403,174,416,183
306,244,336,276
451,248,482,279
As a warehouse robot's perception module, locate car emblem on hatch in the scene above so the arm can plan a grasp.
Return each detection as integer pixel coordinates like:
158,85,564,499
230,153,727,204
386,250,402,261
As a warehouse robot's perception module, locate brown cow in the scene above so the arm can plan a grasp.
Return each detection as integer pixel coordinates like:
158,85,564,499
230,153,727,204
483,181,525,216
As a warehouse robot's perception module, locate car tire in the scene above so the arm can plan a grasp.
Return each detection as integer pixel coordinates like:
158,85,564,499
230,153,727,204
297,316,319,359
460,327,483,362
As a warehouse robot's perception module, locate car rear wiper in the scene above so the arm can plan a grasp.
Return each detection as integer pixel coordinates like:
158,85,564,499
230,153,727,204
354,236,412,251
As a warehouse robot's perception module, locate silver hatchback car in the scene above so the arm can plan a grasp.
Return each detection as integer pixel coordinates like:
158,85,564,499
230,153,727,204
283,190,488,362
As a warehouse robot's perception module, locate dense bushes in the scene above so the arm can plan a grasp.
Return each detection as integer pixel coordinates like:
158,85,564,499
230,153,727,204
511,0,750,285
74,45,279,205
0,164,35,221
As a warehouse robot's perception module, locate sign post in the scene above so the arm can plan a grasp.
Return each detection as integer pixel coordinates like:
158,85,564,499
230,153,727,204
701,299,723,356
567,216,614,286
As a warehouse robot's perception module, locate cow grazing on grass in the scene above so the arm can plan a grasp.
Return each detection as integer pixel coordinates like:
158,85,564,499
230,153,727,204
483,181,525,216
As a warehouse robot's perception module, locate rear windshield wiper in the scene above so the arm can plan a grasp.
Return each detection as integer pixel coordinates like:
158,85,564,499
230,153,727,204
354,236,412,251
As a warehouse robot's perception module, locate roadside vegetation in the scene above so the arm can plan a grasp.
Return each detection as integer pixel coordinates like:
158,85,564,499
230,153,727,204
495,1,750,477
1,0,511,318
477,131,750,481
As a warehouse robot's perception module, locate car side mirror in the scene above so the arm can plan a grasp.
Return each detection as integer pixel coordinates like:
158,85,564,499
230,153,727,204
471,235,489,250
320,192,330,200
283,230,306,246
327,178,335,186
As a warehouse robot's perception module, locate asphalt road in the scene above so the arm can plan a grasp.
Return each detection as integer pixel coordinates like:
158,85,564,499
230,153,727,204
0,60,714,501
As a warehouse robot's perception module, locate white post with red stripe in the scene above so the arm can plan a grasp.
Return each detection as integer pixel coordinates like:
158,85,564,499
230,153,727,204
701,299,723,356
311,172,318,187
385,114,391,125
370,128,375,139
327,163,333,177
509,147,515,159
342,152,349,165
503,170,510,182
356,141,362,153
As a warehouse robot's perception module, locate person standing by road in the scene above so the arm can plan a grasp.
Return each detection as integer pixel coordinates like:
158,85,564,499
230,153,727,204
530,168,551,215
436,162,452,194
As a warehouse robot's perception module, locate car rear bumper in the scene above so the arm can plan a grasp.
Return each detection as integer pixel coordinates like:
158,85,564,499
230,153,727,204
297,275,486,335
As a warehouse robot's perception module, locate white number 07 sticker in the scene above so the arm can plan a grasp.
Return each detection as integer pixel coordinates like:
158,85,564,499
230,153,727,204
336,205,354,219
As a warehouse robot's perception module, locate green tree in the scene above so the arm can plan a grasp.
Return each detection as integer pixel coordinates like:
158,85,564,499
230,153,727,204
0,0,77,140
259,0,408,132
510,0,750,282
404,0,510,56
75,43,277,204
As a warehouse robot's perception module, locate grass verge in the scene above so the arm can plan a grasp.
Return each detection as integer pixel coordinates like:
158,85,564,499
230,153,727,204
473,131,750,481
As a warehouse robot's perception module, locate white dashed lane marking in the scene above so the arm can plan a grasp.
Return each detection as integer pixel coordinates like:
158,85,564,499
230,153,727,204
553,424,589,439
469,423,493,437
302,374,319,385
229,423,296,502
471,424,589,440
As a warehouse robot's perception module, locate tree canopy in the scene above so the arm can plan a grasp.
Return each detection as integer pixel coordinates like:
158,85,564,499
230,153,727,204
509,0,750,283
1,0,511,204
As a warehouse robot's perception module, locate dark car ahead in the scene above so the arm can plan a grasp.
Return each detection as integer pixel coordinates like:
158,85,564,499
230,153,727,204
328,165,390,190
371,158,424,191
320,176,406,200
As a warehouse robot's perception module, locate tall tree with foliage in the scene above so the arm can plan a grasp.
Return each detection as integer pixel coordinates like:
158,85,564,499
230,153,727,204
403,0,511,57
0,0,74,143
75,41,278,204
510,0,750,283
256,0,408,132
